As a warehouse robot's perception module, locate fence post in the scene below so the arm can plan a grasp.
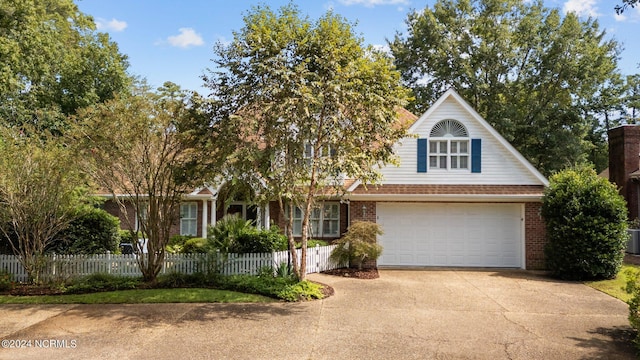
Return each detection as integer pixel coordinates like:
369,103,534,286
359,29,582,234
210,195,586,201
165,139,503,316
106,251,111,274
52,253,56,278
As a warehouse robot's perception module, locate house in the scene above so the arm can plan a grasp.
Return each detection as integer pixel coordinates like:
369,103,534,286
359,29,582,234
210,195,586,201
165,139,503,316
103,89,549,269
608,124,640,221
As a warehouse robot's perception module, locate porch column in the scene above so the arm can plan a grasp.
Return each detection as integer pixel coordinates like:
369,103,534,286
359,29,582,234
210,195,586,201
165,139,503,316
256,205,263,229
264,203,270,230
201,199,208,238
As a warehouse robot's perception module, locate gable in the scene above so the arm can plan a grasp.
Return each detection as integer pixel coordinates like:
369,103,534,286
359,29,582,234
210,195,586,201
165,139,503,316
376,89,548,186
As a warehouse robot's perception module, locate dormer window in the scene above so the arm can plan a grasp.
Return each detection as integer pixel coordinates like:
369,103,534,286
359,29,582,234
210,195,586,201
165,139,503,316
428,120,469,171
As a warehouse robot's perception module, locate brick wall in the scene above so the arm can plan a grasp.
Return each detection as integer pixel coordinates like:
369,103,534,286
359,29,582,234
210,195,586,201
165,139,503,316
525,202,547,270
349,201,377,223
609,125,640,221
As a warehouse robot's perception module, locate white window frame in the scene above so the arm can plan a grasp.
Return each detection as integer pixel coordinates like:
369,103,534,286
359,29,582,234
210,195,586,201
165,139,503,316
290,202,340,237
180,202,198,236
428,138,470,171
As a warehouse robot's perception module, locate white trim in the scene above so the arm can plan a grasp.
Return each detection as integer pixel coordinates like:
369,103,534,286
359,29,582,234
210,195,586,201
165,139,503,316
347,193,542,202
201,199,208,238
520,203,526,270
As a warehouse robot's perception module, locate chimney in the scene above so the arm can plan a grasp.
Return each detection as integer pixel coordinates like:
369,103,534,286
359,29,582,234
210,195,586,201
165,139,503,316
608,125,640,220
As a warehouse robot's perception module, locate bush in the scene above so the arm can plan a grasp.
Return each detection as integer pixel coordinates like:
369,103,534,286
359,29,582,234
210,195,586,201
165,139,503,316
232,227,288,253
65,273,141,294
542,165,628,280
182,238,208,253
330,221,383,269
626,269,640,349
49,207,121,255
208,215,287,254
298,239,329,248
207,214,253,253
0,269,14,292
166,235,193,253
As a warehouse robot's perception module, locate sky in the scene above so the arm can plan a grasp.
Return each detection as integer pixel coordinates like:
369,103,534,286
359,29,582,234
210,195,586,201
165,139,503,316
76,0,640,94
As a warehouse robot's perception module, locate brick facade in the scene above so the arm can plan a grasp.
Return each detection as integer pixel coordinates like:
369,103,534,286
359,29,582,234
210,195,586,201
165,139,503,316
608,125,640,221
525,202,547,270
349,201,377,223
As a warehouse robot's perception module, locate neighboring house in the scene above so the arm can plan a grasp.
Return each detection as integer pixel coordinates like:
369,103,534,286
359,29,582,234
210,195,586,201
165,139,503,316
103,89,549,269
608,125,640,221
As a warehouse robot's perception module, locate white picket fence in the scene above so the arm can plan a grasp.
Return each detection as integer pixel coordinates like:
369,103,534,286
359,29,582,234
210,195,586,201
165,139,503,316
0,245,342,282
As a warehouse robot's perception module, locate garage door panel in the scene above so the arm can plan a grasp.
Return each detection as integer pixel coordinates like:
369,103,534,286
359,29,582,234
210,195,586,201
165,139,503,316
377,203,522,268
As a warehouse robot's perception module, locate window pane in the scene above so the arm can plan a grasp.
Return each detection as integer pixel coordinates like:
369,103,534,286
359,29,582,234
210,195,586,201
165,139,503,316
451,141,458,153
310,220,320,237
429,156,437,167
439,156,447,168
460,141,468,153
294,206,302,219
451,156,458,168
429,141,437,153
440,141,448,154
460,156,468,169
293,221,301,236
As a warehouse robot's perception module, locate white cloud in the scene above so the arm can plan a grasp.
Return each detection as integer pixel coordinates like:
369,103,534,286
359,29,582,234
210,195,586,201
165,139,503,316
562,0,599,17
372,44,391,54
167,28,204,48
338,0,409,7
614,13,627,22
95,18,127,32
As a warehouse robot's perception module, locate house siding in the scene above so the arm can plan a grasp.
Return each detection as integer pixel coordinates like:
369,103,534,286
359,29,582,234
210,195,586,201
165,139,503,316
380,97,542,185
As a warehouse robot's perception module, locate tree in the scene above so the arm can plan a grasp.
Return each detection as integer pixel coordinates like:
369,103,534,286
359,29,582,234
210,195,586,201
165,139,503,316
204,4,409,280
541,165,628,280
330,221,383,269
0,127,86,283
390,0,621,175
616,0,639,14
623,75,640,125
72,83,211,282
0,0,130,133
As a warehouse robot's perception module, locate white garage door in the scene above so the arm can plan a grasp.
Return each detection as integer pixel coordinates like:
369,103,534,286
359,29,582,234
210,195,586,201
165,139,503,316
376,203,523,268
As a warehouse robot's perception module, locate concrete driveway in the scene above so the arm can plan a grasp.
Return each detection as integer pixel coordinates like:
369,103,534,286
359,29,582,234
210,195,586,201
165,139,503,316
0,270,636,359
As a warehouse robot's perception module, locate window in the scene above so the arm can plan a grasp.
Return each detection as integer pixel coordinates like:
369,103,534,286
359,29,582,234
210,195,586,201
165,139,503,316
180,203,198,236
225,203,257,223
290,202,340,237
428,120,469,171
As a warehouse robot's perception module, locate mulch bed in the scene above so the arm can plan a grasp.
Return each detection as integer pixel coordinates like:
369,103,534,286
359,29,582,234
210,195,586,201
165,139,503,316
3,285,65,296
322,267,379,279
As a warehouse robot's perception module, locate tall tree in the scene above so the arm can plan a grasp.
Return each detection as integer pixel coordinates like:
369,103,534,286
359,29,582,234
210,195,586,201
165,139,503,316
624,75,640,124
72,83,211,282
204,5,409,280
390,0,621,175
0,127,86,283
0,0,130,133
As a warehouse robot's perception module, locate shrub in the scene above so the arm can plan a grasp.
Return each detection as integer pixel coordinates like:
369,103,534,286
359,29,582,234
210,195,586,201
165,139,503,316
232,227,288,253
65,273,141,294
626,268,640,349
207,214,253,253
0,269,14,292
542,165,628,280
330,221,383,269
182,238,208,253
208,215,287,254
48,207,121,255
166,235,193,253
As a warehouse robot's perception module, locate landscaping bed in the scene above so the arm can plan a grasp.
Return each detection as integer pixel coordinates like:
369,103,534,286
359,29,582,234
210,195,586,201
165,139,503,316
323,267,379,279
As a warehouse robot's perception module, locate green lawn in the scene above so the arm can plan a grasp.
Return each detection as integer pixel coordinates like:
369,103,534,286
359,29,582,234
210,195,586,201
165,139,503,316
585,264,640,302
0,288,275,304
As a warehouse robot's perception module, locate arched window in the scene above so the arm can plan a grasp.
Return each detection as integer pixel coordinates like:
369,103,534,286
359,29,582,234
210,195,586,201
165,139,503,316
429,119,469,170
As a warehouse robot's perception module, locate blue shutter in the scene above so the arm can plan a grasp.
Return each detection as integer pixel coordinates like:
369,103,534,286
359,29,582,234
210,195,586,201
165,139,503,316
417,138,427,173
471,138,481,173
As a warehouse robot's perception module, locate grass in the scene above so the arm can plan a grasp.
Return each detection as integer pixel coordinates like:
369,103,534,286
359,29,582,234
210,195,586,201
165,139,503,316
0,288,275,304
585,263,640,302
